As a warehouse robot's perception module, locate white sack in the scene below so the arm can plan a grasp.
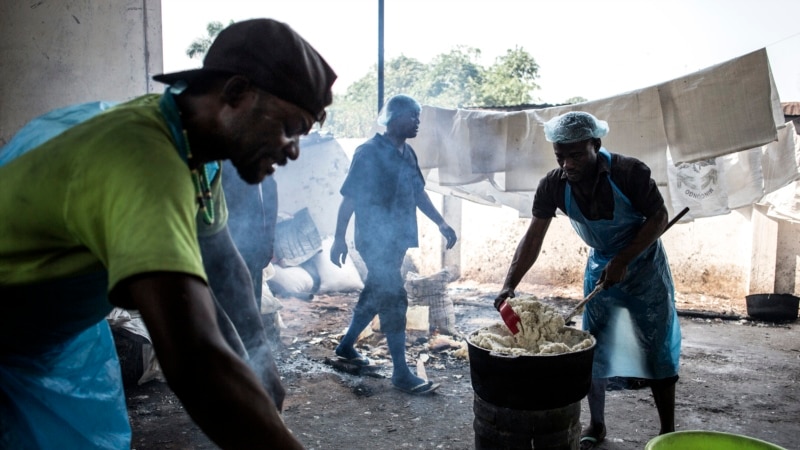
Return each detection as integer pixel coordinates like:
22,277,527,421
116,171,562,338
269,265,315,294
659,48,781,163
260,264,283,314
761,122,800,193
667,154,729,219
313,236,364,294
719,148,764,210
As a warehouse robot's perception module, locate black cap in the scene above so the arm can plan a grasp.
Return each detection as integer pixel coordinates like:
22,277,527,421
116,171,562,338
154,18,337,122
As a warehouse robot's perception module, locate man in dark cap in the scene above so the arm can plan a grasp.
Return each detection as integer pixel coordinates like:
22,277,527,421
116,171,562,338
0,18,335,449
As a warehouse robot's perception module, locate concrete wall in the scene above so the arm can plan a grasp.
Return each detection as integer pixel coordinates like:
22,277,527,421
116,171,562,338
408,194,797,301
0,0,162,145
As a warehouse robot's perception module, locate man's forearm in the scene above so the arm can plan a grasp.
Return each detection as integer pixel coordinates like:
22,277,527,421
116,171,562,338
614,207,668,266
334,197,355,239
173,346,303,450
417,192,445,225
116,275,304,450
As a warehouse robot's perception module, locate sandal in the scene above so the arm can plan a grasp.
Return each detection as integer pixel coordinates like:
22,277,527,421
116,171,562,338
392,380,440,396
335,354,371,366
579,424,606,450
334,347,371,366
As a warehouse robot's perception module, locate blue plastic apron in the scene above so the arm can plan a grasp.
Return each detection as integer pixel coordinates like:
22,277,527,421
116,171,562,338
0,89,203,449
0,272,131,449
566,149,681,380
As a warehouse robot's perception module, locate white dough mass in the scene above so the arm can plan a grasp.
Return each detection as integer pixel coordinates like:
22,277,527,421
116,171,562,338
471,297,594,356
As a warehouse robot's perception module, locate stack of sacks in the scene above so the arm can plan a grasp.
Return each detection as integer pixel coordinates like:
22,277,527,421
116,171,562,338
267,208,322,299
268,236,365,298
311,236,364,294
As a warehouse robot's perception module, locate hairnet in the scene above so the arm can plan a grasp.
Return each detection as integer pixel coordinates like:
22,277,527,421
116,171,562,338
376,95,421,126
543,111,609,143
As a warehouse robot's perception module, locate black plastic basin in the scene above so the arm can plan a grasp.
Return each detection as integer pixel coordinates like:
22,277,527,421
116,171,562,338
746,293,799,323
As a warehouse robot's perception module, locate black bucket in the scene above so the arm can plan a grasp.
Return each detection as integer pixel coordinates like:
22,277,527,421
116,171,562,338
746,293,799,322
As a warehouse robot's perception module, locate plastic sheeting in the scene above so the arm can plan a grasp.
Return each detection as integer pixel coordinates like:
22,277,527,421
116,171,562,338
659,49,784,163
273,208,323,267
407,48,794,221
0,321,131,449
0,101,116,167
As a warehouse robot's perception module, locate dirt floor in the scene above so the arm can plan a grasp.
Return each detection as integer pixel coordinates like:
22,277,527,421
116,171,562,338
125,281,800,450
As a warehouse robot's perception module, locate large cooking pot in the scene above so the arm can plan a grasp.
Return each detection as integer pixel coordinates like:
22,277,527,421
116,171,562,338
467,329,596,411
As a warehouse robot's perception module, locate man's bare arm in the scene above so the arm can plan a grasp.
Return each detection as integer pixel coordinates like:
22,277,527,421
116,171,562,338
496,216,552,306
110,272,303,450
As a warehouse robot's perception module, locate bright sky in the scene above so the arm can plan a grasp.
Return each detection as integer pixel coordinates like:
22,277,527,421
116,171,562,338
161,0,800,104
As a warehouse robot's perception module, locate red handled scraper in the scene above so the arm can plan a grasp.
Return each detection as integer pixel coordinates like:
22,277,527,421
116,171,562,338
498,300,523,335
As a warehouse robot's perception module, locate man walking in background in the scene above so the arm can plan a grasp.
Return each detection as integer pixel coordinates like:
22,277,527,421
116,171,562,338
330,94,458,395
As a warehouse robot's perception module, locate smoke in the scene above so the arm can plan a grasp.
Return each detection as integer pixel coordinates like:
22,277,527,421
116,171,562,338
222,159,277,302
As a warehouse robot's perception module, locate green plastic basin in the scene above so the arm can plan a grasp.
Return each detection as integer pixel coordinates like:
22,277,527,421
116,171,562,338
646,430,787,450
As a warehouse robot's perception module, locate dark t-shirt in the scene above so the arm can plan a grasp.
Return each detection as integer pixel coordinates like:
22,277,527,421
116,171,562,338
340,133,426,254
532,149,664,220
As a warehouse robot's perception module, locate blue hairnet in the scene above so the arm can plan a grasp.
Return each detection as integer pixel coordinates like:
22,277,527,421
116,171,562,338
377,94,421,126
544,111,609,143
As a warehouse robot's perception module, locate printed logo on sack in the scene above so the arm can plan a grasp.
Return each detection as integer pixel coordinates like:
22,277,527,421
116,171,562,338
675,159,718,201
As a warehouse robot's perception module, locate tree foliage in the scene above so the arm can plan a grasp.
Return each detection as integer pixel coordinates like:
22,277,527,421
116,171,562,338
325,45,542,137
187,23,549,138
186,21,231,59
423,46,484,107
563,96,588,105
478,47,540,107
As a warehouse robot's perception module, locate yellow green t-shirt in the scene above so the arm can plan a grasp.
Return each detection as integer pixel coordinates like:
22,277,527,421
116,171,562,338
0,94,207,291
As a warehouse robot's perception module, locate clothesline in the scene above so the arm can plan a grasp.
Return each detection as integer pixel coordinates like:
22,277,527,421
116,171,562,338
405,49,800,222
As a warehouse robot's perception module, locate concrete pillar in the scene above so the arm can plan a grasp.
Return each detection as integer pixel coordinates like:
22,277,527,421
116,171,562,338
774,220,800,295
442,195,462,277
749,204,779,294
0,0,162,145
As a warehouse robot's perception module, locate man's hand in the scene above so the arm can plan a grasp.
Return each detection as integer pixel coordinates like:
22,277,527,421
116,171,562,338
330,236,348,267
599,257,628,289
439,223,457,249
494,289,515,311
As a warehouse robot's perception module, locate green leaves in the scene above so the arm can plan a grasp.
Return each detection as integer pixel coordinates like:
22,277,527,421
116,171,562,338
185,22,547,138
185,21,233,59
327,46,543,137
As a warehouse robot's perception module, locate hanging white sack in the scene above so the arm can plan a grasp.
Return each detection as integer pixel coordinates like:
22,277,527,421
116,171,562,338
667,152,729,219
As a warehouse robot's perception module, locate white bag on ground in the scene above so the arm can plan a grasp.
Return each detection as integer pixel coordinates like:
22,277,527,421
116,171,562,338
268,265,315,295
313,236,364,294
260,264,283,314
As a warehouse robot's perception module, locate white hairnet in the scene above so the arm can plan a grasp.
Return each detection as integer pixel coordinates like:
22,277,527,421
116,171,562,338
543,111,609,143
377,94,421,126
